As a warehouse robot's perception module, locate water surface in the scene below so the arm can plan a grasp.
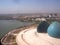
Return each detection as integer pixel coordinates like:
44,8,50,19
0,20,34,39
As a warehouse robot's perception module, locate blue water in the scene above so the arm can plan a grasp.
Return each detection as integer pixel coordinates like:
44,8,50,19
0,20,34,39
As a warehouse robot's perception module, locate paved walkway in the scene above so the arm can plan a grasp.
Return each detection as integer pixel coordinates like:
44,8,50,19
16,28,60,45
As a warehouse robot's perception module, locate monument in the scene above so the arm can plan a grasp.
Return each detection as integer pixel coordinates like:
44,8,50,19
37,21,49,33
47,21,60,38
16,21,60,45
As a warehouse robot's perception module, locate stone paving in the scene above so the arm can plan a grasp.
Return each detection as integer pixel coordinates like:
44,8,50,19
16,27,60,45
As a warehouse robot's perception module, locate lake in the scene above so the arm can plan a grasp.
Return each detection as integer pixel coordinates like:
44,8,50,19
0,20,34,39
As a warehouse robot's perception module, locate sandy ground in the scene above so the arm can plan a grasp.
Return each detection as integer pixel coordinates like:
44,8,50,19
16,27,60,45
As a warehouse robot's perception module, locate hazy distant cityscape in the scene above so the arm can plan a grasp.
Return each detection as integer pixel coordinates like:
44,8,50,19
0,13,60,22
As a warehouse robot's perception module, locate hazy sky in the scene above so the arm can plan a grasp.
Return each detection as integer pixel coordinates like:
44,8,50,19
0,0,60,14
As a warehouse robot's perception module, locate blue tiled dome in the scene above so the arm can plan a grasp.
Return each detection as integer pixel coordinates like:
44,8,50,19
37,21,49,33
47,22,60,38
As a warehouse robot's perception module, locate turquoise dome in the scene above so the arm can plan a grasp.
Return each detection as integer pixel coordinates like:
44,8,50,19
37,21,49,33
47,22,60,38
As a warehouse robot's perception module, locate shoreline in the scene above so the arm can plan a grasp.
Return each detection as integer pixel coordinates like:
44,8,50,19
1,23,38,45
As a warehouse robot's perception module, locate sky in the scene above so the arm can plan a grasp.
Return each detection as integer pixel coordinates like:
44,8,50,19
0,0,60,14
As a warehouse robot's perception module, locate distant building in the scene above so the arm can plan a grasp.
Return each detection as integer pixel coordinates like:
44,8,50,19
35,18,46,21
